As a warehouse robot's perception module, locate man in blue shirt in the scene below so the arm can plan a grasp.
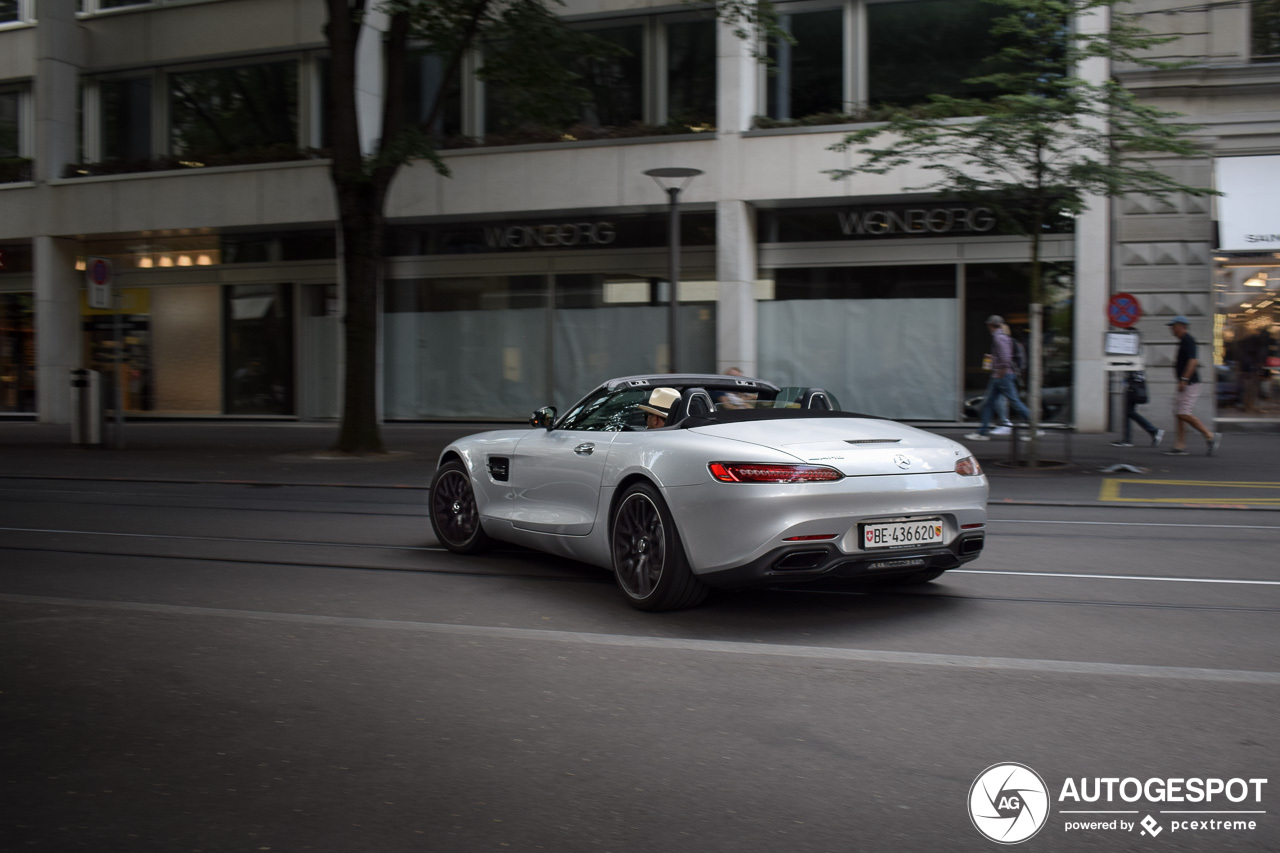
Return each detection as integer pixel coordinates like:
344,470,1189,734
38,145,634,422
966,315,1032,441
1163,316,1221,456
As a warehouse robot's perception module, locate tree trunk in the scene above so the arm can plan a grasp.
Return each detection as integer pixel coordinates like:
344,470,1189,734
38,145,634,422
332,182,386,454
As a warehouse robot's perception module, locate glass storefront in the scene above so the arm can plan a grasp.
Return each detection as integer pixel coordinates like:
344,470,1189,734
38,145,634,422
385,275,551,420
0,292,34,413
1215,259,1279,418
80,282,296,416
963,263,1074,424
757,262,1074,423
758,265,958,420
225,284,294,415
383,273,716,420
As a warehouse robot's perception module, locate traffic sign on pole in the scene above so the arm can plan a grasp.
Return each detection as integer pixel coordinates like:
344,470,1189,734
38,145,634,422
87,257,113,310
1107,292,1142,328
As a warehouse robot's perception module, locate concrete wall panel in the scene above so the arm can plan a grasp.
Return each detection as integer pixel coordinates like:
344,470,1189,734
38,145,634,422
0,187,38,240
86,0,313,70
0,26,36,80
256,164,335,225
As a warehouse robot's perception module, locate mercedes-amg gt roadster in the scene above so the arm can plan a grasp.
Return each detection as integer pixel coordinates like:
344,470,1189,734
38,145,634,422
429,374,988,611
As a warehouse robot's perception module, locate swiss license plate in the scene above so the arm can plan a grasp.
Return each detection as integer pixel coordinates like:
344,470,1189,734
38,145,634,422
863,519,944,549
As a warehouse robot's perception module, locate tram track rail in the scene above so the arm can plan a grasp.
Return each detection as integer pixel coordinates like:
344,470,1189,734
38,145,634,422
1,529,1277,614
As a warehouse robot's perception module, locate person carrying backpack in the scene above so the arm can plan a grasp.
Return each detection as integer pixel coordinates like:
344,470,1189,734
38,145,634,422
966,314,1033,442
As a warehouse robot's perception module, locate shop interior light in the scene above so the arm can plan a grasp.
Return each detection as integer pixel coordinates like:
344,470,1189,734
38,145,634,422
159,255,174,267
139,256,153,268
196,254,213,266
1244,274,1267,287
177,254,193,266
75,259,86,271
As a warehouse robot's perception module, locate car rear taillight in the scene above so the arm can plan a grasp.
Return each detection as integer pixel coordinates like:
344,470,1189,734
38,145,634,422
709,462,843,483
955,456,982,476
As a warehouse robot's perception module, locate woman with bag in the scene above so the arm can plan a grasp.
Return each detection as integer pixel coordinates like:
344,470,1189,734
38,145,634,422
1113,370,1164,447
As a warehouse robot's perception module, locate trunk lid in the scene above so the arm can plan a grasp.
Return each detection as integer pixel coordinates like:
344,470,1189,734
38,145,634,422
689,417,968,477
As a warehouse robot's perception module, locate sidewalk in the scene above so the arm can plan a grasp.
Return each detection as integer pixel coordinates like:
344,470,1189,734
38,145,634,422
0,420,1277,510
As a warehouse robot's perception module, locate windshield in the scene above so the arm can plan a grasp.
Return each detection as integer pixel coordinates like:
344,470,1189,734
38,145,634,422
555,382,840,431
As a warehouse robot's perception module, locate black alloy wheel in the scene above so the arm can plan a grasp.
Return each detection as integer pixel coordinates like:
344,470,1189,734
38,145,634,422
610,482,707,611
429,461,492,554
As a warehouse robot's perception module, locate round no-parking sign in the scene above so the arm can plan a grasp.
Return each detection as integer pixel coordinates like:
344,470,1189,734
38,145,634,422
1108,293,1142,328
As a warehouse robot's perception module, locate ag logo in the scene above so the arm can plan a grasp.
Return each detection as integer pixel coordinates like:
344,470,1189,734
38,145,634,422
969,763,1050,844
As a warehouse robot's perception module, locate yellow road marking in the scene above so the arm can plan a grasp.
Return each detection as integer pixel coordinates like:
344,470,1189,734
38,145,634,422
1100,479,1280,505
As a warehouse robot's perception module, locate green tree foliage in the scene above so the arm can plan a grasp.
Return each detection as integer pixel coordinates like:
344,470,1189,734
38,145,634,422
324,0,781,453
826,0,1217,465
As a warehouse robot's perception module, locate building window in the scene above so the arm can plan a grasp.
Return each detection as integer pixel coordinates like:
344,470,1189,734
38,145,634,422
1254,0,1280,62
100,76,152,162
578,24,645,128
402,48,463,140
482,12,716,139
0,1,22,25
767,7,844,120
866,0,1005,107
763,0,1039,122
666,19,717,129
169,60,299,158
0,89,19,158
0,87,30,182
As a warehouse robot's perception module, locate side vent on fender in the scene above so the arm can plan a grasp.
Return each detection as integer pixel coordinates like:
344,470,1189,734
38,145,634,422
487,457,510,482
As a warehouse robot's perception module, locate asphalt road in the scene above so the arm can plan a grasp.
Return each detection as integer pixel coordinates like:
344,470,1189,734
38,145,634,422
1,476,1276,852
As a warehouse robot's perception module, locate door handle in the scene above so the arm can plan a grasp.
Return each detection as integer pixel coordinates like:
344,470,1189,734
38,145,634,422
574,443,595,455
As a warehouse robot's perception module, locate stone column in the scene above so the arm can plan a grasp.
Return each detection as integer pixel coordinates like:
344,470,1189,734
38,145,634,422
34,236,82,424
33,0,83,424
1072,3,1111,432
715,21,759,376
716,200,758,377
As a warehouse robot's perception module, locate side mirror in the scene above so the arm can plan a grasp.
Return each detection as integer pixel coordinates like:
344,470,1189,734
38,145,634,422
529,406,556,431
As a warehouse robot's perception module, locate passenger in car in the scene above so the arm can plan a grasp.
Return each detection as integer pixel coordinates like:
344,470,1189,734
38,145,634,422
638,387,681,429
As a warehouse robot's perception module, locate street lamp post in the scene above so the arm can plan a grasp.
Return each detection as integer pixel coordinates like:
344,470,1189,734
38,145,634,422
644,167,702,373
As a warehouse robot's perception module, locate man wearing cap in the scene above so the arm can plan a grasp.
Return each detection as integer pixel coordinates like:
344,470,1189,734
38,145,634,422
965,315,1031,442
639,387,680,429
1164,316,1221,456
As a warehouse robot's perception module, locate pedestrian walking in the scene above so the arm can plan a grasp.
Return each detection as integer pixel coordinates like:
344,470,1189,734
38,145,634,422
1162,316,1221,456
965,315,1032,442
1111,370,1163,447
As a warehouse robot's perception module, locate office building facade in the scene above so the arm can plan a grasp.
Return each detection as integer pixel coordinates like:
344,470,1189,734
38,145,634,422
1,0,1277,427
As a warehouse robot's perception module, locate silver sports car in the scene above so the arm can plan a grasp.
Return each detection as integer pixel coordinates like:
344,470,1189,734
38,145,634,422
430,374,988,611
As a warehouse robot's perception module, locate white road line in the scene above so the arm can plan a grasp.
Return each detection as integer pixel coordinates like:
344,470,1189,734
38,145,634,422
954,569,1280,586
990,518,1280,531
2,592,1277,685
0,526,1273,586
0,526,443,552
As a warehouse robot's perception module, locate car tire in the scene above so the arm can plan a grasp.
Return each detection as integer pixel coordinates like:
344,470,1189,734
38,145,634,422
610,482,708,611
429,460,492,554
